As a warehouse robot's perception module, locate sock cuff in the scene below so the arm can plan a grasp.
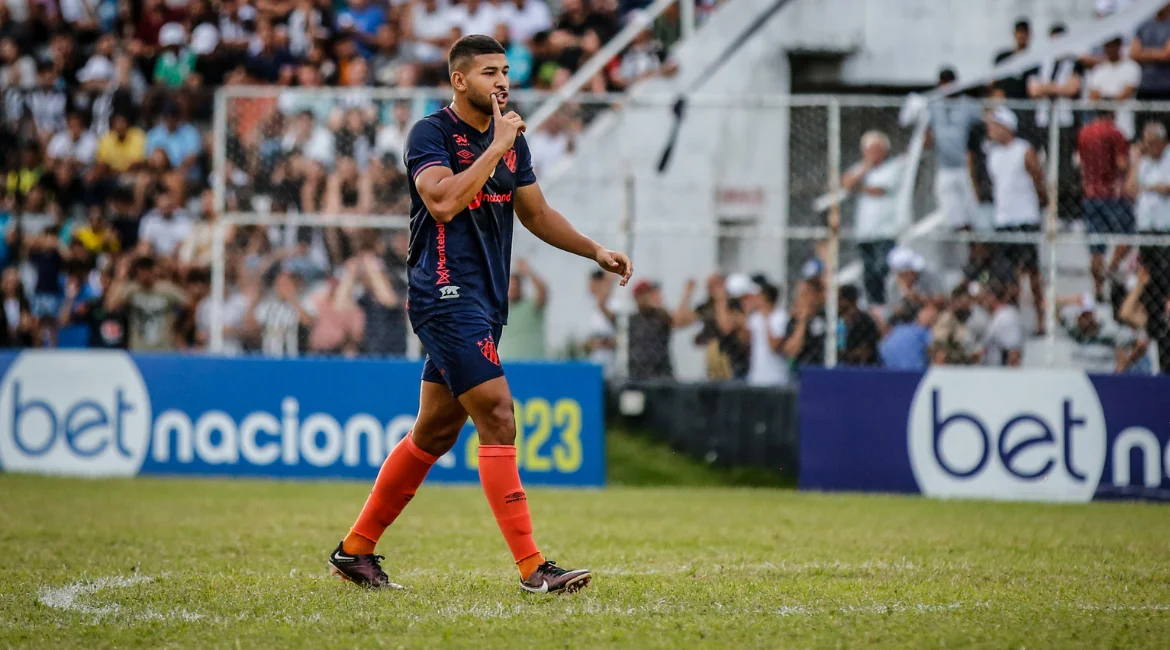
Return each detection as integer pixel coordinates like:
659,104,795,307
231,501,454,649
478,444,517,458
404,432,440,465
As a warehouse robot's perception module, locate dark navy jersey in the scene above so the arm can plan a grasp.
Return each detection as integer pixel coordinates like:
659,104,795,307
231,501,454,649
404,105,536,328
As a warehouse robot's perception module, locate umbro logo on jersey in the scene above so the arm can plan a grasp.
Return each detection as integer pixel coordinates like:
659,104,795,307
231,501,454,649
439,285,460,300
504,490,526,504
457,149,474,162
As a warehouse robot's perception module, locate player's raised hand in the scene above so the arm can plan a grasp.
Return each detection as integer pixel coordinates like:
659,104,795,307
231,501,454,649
491,93,526,151
595,249,633,286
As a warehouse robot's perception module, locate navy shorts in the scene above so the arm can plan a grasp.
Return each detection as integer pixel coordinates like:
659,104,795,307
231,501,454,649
1084,199,1134,254
416,313,504,397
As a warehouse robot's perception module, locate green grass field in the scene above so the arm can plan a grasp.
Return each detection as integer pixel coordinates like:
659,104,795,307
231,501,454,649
1,456,1168,648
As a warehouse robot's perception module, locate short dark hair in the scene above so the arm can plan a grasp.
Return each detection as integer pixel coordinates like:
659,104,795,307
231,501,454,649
1050,23,1066,36
938,67,957,85
132,256,156,274
1105,36,1124,48
761,283,780,306
448,34,506,75
839,284,861,305
1014,19,1030,32
590,269,606,281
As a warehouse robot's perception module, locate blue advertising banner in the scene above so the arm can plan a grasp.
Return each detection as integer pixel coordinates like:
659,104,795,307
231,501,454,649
800,368,1170,502
0,351,604,486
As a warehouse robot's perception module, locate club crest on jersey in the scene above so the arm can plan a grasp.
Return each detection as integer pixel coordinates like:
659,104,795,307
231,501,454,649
503,149,517,173
439,285,460,300
477,336,501,366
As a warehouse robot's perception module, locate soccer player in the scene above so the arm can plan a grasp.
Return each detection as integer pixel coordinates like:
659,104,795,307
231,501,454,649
327,34,633,594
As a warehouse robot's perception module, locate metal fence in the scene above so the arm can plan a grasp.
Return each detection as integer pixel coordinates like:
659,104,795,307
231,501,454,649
209,88,1170,379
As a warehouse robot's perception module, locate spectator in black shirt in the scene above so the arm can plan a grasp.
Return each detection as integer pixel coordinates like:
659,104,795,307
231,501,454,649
782,277,828,367
628,278,694,380
28,226,65,344
838,285,881,366
994,19,1035,99
0,267,36,348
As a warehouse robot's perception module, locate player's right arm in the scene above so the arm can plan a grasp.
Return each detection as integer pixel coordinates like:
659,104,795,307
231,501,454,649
412,97,526,223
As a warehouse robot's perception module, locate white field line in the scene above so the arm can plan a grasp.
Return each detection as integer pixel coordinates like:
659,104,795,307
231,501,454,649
33,571,1170,626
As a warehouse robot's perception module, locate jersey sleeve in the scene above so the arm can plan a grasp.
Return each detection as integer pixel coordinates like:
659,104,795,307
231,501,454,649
404,119,451,180
513,133,537,187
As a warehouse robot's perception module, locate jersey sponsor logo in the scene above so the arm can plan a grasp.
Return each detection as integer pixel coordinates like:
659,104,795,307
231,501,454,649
467,190,512,210
439,285,460,300
435,223,450,286
503,149,517,173
477,336,501,366
907,369,1106,502
453,134,469,146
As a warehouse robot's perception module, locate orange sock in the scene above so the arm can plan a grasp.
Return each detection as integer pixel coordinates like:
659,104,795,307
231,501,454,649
345,432,438,555
478,445,543,577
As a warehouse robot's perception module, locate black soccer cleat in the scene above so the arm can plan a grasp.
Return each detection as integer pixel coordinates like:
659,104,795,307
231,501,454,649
328,542,403,590
520,561,591,594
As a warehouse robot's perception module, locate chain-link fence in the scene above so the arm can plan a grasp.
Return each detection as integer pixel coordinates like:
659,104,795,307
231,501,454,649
209,88,1170,379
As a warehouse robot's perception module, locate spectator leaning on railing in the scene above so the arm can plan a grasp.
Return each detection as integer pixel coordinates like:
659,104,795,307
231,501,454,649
1077,106,1132,301
841,130,905,307
1086,37,1139,139
1130,120,1170,348
985,105,1047,335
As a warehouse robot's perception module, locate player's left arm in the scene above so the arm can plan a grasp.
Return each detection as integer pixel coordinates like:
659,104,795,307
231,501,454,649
514,137,633,285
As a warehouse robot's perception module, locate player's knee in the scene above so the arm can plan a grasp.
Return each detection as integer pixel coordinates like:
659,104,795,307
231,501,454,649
413,420,464,457
476,397,516,446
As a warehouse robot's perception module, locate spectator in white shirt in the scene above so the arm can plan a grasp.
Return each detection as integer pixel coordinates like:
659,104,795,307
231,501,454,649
451,0,509,37
982,283,1024,367
842,130,906,306
0,36,35,89
374,101,414,172
1087,37,1141,138
405,0,457,63
526,110,574,176
138,192,194,258
582,269,617,377
1130,120,1170,234
508,0,552,44
985,105,1047,334
744,280,790,387
46,110,98,165
1129,120,1170,349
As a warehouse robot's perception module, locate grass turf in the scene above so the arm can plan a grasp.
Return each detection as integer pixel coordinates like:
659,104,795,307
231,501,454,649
1,473,1168,649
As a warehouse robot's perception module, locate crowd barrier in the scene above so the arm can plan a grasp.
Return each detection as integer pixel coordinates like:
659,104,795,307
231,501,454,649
799,368,1170,502
0,351,604,486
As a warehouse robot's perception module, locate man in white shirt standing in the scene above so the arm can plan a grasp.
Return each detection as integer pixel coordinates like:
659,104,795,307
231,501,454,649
1130,119,1170,368
741,279,790,387
1086,36,1141,139
508,0,552,44
842,130,906,307
986,105,1047,335
982,283,1024,367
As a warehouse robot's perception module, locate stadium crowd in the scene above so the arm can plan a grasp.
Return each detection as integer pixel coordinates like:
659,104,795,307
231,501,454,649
3,0,1168,381
0,0,687,354
625,0,1170,383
